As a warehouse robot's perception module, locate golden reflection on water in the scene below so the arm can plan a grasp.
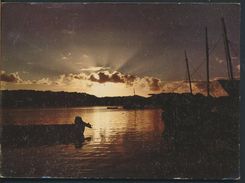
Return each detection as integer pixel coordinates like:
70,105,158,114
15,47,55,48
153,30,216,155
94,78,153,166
84,108,164,145
1,106,239,178
2,107,165,178
2,107,164,147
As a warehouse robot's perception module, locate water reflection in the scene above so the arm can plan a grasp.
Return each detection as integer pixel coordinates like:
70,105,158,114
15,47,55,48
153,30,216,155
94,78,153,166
90,108,164,146
1,107,238,179
2,107,164,146
1,107,165,178
74,137,92,149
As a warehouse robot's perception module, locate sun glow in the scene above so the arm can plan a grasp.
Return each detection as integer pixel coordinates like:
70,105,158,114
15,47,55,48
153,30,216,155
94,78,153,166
89,82,132,97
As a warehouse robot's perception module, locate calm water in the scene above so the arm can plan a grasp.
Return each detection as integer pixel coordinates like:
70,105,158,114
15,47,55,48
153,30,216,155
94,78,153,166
1,107,173,178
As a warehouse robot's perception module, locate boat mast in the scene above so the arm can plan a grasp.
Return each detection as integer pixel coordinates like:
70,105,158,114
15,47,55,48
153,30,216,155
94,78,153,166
184,50,192,94
205,27,210,97
221,17,234,80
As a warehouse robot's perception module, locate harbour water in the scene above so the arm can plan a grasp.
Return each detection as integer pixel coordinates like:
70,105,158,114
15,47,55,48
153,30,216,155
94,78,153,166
0,106,239,179
1,107,169,178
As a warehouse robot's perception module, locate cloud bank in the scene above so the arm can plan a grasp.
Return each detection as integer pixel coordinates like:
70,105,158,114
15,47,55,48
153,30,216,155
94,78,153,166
0,71,22,83
1,70,230,97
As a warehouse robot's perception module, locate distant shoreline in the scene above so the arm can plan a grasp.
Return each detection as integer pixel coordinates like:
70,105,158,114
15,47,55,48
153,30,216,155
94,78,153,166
0,87,239,109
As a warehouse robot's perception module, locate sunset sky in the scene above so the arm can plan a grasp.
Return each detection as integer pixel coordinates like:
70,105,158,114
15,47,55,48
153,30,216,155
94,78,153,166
0,3,240,97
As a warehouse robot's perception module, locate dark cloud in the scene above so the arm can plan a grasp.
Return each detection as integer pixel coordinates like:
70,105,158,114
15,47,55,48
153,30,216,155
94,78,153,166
0,70,54,85
89,71,136,84
124,75,137,85
0,71,22,83
110,72,124,83
87,71,163,92
145,77,161,91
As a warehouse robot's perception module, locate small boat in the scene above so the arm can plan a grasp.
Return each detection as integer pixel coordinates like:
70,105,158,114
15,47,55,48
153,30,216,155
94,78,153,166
1,121,92,148
107,106,119,109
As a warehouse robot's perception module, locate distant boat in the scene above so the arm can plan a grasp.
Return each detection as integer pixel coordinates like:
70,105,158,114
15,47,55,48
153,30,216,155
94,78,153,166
107,106,119,109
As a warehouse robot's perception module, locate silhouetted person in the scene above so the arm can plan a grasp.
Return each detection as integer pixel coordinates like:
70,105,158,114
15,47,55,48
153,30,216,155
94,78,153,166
74,116,92,139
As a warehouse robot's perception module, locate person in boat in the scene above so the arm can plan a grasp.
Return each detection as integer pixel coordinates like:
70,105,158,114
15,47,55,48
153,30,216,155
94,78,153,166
74,116,92,138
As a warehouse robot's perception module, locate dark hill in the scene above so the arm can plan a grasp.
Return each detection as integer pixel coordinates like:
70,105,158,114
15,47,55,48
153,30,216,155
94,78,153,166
0,90,149,108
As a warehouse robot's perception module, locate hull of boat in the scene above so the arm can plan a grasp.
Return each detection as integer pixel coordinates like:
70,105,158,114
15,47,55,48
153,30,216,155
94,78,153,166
1,124,84,147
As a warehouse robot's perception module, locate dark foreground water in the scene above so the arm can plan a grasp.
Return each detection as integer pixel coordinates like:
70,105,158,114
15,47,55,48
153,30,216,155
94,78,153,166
0,107,239,179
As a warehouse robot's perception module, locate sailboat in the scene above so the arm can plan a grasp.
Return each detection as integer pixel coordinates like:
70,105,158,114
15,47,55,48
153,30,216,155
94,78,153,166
217,17,239,97
183,17,239,97
162,17,240,141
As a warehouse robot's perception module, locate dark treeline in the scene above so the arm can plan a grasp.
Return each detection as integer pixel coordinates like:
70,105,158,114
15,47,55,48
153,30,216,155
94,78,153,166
0,90,204,108
0,89,239,109
0,90,150,108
